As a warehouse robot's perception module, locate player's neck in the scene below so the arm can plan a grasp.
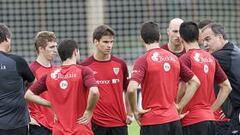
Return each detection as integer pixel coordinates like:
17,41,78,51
0,43,10,53
145,42,160,51
168,42,184,53
36,55,51,67
62,58,76,66
93,52,111,61
184,42,200,52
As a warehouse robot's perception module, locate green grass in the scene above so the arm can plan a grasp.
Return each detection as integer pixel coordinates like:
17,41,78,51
128,121,140,135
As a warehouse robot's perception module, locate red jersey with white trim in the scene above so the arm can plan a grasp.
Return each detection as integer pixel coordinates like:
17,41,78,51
161,43,186,57
29,61,54,130
179,49,227,126
30,65,97,135
80,55,129,127
130,48,194,126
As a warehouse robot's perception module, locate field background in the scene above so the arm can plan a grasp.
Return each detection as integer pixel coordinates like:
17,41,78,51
128,121,140,135
0,0,239,65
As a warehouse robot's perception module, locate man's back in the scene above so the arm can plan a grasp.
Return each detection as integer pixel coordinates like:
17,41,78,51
45,65,92,134
0,52,34,129
180,49,226,126
131,48,183,125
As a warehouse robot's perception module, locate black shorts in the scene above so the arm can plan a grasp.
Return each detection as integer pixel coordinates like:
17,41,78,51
140,120,183,135
0,126,28,135
215,121,230,135
92,122,128,135
226,108,240,135
29,124,52,135
183,121,215,135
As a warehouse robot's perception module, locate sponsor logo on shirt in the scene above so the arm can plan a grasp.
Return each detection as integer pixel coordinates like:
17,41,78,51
193,53,214,63
113,67,120,75
59,80,68,90
96,80,110,84
0,64,6,70
151,52,176,62
96,79,120,84
203,64,209,73
163,62,171,72
50,68,77,80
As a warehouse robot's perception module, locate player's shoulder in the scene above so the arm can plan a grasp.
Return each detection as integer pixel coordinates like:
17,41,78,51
111,55,126,62
7,53,27,63
160,43,168,50
79,55,94,66
111,55,127,66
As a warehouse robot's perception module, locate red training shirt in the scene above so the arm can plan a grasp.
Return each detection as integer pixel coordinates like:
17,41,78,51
30,65,97,135
179,49,227,126
80,55,129,127
28,61,55,130
131,48,194,126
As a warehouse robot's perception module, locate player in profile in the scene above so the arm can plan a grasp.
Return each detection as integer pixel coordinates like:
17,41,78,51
201,23,240,135
28,31,57,135
25,39,100,135
0,23,35,135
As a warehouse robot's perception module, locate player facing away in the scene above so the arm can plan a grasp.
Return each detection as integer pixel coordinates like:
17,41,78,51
161,18,185,57
25,39,100,135
80,24,131,135
127,21,200,135
0,23,35,135
178,21,232,135
28,31,57,135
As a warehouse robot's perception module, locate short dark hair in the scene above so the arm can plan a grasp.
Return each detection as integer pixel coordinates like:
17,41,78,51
202,23,227,40
0,23,12,44
58,39,78,61
34,31,56,53
180,21,199,43
93,25,115,41
198,19,213,29
140,21,160,44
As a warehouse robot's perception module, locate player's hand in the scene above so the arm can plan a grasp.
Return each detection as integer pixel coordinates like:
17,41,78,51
179,111,189,119
175,103,183,114
126,114,134,125
29,117,41,126
77,110,92,125
134,108,151,126
219,110,226,120
214,109,226,120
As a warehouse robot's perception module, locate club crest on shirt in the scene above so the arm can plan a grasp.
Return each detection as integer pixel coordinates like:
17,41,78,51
113,67,120,75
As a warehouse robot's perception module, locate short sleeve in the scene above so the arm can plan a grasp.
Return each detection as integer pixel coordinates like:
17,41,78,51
29,74,47,95
130,56,147,83
214,60,227,84
82,66,97,89
179,54,194,82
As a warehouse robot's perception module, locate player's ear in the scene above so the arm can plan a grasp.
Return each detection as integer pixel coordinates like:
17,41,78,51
93,39,99,45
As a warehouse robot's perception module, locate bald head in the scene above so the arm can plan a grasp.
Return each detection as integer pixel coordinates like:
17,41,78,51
168,18,184,29
167,18,184,47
